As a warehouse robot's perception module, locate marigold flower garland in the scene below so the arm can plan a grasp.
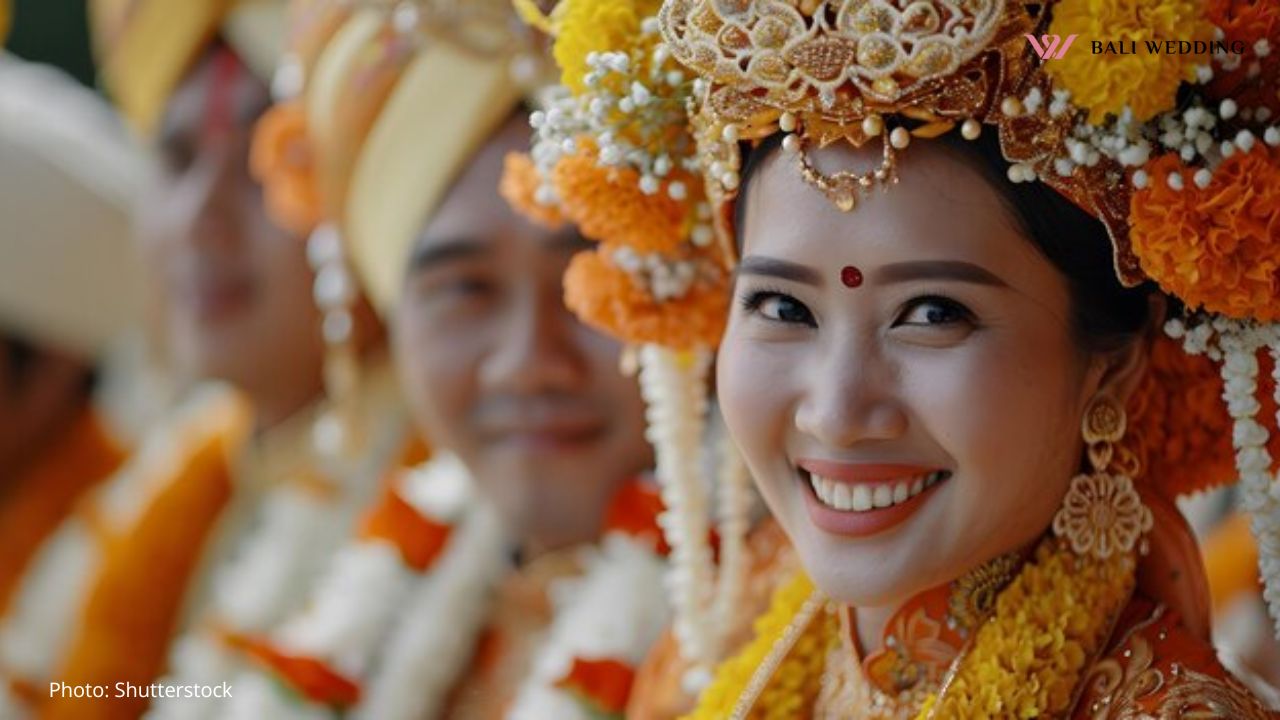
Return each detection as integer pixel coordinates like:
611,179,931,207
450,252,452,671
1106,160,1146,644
683,537,1135,718
682,573,834,720
221,454,510,720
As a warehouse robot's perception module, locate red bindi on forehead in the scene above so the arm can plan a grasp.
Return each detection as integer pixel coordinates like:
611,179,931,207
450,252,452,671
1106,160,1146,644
840,265,864,288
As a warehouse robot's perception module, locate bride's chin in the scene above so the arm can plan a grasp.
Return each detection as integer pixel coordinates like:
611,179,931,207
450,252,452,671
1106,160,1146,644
788,522,942,609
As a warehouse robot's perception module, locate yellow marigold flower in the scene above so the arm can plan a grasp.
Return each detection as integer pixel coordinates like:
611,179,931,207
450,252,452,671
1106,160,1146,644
554,0,663,95
681,573,832,720
933,539,1134,716
1130,146,1280,321
1045,0,1213,123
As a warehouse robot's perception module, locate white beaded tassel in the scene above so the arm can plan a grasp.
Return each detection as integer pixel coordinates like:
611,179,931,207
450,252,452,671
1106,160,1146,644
308,223,362,462
637,344,718,670
1177,315,1280,637
1259,339,1280,636
710,424,751,663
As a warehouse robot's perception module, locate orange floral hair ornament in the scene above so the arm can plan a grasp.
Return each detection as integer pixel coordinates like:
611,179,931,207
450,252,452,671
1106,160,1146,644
1130,145,1280,322
563,248,727,350
499,152,565,230
1204,0,1280,115
551,143,690,253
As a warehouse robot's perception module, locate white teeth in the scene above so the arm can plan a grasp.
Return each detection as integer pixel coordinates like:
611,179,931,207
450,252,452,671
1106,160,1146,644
872,484,893,508
855,481,875,509
892,482,909,504
833,483,852,511
808,471,949,513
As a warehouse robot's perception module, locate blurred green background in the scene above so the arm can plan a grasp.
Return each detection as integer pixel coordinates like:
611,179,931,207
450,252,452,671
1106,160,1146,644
5,0,95,87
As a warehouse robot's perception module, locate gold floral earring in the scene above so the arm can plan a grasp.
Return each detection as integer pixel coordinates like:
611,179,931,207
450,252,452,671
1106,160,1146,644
1052,395,1153,559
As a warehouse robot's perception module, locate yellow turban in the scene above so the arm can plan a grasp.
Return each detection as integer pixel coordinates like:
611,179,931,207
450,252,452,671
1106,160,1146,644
267,3,530,314
0,0,9,47
89,0,287,135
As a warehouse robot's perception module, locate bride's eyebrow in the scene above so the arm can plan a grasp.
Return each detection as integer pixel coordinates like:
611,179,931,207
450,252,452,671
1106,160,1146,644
872,260,1009,288
735,255,822,286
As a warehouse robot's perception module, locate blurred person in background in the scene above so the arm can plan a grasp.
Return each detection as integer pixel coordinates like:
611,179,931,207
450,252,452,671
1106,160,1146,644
159,3,681,718
0,49,147,716
0,2,417,718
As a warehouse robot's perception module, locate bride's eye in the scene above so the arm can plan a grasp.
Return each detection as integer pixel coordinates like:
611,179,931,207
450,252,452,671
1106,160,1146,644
894,295,974,328
740,290,816,327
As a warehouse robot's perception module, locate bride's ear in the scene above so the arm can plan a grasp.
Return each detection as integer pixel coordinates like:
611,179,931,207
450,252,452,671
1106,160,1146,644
1091,293,1167,406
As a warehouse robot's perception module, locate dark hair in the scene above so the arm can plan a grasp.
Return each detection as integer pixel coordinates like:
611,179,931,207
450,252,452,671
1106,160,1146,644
735,130,1156,354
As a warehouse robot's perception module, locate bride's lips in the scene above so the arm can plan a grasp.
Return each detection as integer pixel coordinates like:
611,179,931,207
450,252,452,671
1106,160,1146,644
795,459,951,538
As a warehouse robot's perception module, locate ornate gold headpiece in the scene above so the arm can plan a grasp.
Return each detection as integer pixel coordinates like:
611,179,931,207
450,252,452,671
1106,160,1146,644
661,0,1149,282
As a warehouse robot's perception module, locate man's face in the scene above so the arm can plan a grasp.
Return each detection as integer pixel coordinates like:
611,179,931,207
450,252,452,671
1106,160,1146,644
393,115,653,552
137,48,323,409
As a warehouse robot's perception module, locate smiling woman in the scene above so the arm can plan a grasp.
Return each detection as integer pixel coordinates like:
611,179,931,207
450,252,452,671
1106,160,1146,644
503,0,1280,715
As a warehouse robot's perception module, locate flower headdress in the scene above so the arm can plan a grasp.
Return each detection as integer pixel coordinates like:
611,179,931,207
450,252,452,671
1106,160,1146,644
508,0,1280,645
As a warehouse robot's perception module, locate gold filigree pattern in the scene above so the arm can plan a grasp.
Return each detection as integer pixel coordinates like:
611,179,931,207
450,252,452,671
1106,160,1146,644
662,0,1148,286
1053,473,1154,560
947,549,1023,632
1084,618,1275,719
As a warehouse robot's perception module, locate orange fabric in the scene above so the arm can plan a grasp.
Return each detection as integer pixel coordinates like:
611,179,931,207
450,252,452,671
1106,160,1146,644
554,657,636,715
0,409,125,616
1070,597,1273,717
39,421,241,720
357,482,453,572
233,634,361,707
1203,512,1261,614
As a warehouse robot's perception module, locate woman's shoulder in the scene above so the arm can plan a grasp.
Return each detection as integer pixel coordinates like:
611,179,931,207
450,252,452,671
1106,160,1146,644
1073,598,1277,718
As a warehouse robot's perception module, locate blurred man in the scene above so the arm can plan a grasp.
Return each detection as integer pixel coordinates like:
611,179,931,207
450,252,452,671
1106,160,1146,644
0,53,144,715
0,3,415,718
174,5,674,719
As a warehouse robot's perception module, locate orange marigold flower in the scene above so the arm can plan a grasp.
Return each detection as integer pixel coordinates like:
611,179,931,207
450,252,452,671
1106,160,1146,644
1130,147,1280,321
499,152,565,230
552,147,688,254
1205,0,1280,114
1127,335,1280,499
563,249,727,350
250,102,322,236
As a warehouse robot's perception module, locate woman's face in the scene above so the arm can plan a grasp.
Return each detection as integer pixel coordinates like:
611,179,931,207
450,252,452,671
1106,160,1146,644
719,139,1110,608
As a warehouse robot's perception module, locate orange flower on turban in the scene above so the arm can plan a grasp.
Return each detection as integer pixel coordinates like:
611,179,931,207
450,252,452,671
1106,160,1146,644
250,102,323,236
